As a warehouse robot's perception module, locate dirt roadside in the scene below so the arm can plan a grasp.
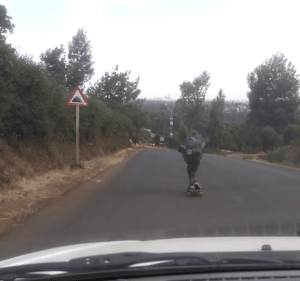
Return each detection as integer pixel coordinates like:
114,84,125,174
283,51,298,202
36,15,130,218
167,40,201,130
0,144,162,238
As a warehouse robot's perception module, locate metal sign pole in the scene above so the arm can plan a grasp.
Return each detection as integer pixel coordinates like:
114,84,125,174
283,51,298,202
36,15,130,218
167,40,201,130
76,105,79,164
67,87,88,169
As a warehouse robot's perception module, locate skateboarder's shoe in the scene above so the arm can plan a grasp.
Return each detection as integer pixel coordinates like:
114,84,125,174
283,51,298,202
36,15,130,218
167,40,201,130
194,183,202,190
186,183,203,197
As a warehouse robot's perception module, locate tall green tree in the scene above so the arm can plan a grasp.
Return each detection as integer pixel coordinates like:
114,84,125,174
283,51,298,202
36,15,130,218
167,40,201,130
247,53,300,132
40,45,66,80
207,89,226,148
87,65,141,108
179,71,210,106
66,28,94,89
179,71,211,133
0,4,14,43
0,49,67,143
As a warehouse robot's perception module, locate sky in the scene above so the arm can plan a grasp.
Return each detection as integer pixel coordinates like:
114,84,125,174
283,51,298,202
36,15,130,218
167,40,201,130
3,0,300,101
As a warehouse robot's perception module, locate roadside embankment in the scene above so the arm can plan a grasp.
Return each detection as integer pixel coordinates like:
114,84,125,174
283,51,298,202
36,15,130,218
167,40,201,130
0,140,159,237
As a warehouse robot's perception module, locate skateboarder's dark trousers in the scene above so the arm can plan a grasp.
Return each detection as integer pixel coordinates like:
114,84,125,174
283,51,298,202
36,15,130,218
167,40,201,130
187,159,200,186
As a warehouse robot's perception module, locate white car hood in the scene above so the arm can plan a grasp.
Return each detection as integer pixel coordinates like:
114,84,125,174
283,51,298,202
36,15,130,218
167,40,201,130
1,237,300,268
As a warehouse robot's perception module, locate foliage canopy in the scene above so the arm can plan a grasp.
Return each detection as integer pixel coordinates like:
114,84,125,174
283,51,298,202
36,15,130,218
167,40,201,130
247,53,300,132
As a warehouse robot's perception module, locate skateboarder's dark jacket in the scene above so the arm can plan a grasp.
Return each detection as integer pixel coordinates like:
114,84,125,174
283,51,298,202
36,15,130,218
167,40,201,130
178,137,203,164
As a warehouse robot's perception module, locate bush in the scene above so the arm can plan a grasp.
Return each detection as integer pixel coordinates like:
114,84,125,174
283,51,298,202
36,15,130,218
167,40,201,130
283,124,300,145
158,128,169,136
266,149,286,163
236,122,263,153
138,130,151,142
291,137,300,146
241,143,253,154
217,129,234,150
240,134,263,154
260,127,282,151
165,136,181,149
153,135,160,145
292,151,300,167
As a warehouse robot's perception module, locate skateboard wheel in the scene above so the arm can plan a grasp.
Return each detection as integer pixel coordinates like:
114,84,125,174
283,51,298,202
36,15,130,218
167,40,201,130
186,191,191,197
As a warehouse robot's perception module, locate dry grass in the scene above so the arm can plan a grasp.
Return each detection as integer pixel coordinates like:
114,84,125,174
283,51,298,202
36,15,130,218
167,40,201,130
0,142,160,237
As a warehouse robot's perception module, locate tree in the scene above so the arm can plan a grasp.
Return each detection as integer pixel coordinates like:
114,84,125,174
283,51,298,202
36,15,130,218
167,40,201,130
173,98,185,132
88,66,147,136
66,28,94,89
207,89,226,148
0,4,15,43
180,71,210,105
0,49,69,143
247,53,300,132
116,100,149,131
178,121,189,141
40,45,66,80
87,65,141,108
179,71,211,133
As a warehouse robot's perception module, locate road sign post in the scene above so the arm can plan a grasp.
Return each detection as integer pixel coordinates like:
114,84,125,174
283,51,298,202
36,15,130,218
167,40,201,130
67,87,89,169
76,106,79,164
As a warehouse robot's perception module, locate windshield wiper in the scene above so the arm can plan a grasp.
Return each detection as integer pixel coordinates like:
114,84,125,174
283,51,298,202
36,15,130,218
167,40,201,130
0,253,209,281
0,252,298,281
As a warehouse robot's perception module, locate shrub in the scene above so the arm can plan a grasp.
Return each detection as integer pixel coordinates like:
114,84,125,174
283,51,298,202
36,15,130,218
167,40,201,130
260,127,283,151
291,137,300,146
153,135,160,145
138,130,151,142
283,124,300,145
236,122,263,153
292,151,300,166
266,148,287,163
217,129,234,150
165,136,181,149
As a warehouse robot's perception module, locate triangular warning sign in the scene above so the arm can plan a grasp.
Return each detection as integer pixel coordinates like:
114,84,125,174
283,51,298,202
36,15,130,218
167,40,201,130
67,87,89,106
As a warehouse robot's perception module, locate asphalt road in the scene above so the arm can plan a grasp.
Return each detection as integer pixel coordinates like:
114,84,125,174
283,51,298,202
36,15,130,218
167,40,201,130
1,148,300,260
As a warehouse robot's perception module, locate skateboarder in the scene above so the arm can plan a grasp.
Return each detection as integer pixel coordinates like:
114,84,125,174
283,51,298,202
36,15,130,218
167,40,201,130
178,137,205,192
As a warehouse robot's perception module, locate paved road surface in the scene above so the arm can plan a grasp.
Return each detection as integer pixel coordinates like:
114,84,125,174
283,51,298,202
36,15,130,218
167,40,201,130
1,148,300,260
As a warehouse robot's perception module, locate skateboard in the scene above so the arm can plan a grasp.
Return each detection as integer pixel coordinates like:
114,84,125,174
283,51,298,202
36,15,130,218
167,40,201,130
186,183,203,197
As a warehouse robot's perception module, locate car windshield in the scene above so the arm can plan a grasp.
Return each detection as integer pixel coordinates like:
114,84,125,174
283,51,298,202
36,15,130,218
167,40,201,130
0,0,300,264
